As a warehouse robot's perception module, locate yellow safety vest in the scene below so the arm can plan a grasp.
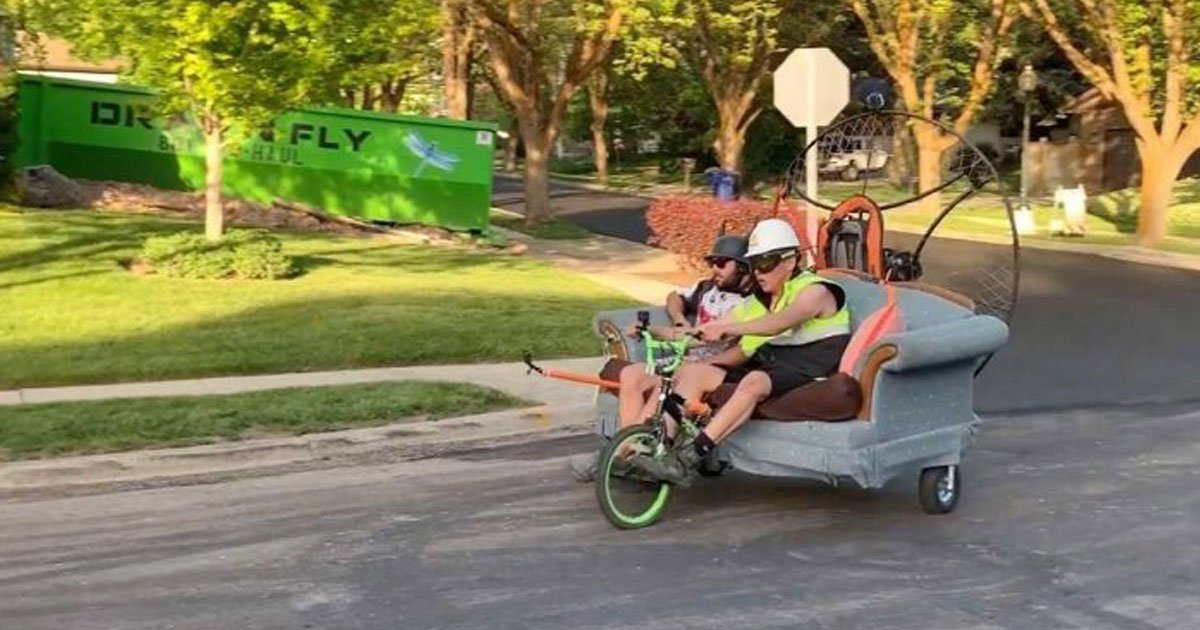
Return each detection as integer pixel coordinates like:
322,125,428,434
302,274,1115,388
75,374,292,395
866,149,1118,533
733,272,851,356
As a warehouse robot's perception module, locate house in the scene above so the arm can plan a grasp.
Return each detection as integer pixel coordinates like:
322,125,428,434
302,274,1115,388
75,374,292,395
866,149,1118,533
17,35,120,84
1026,87,1200,195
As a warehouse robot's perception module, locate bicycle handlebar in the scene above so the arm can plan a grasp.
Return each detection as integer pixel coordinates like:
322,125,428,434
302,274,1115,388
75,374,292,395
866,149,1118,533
635,311,702,376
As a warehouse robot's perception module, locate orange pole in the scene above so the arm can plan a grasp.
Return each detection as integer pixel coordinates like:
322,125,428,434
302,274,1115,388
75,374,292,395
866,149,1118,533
543,369,620,391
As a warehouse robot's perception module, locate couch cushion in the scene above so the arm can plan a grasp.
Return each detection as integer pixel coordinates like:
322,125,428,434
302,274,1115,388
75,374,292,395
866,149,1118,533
599,359,862,422
707,373,861,422
727,417,879,450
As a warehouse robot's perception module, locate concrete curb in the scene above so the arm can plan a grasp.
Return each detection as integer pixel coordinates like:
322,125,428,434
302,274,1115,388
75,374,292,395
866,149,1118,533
0,402,596,499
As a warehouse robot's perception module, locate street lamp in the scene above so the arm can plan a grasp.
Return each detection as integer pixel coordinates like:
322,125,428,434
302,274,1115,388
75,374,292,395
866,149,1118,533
1018,65,1038,213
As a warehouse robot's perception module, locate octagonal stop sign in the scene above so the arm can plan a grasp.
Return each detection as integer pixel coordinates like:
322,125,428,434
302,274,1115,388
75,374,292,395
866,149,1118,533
773,48,849,264
773,48,849,127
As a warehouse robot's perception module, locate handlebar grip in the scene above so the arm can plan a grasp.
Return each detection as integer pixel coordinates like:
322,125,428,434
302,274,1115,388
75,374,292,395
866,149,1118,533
636,310,650,330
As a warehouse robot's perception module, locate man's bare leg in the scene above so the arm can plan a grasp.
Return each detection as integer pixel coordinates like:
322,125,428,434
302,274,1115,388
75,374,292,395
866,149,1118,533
701,370,771,443
629,370,770,486
670,362,729,404
618,363,660,428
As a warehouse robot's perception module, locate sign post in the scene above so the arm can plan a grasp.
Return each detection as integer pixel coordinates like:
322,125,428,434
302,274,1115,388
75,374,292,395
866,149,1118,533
773,48,850,262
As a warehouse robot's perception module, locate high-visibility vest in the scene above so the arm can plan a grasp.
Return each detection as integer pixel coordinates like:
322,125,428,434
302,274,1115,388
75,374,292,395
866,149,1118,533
734,272,851,355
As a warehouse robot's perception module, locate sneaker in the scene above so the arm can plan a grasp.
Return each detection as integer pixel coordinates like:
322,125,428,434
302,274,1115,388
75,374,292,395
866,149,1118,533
567,453,599,483
630,446,701,488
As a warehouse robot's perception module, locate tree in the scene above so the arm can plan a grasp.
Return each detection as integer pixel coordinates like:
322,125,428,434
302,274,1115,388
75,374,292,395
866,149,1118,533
0,2,19,194
851,0,1015,210
1022,0,1200,246
583,3,682,182
30,0,340,241
564,60,716,163
585,67,613,182
670,0,855,178
470,0,632,221
337,0,439,113
679,0,781,174
442,0,475,119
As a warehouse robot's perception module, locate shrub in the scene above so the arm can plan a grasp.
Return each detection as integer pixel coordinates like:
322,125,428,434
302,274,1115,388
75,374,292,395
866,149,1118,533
137,229,295,280
646,195,809,270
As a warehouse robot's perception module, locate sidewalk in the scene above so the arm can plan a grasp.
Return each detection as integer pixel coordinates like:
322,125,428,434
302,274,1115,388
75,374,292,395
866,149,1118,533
0,357,606,407
492,207,686,303
0,358,610,496
0,402,598,497
0,206,677,492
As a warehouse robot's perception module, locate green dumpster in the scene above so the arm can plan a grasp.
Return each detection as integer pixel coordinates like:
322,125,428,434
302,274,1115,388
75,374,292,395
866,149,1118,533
15,76,495,231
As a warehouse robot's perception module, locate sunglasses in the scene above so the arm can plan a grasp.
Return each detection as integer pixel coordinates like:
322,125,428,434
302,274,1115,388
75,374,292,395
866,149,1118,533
750,251,796,274
705,256,733,268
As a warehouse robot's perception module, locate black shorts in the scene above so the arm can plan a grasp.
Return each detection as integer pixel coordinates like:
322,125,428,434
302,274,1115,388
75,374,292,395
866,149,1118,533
721,335,851,397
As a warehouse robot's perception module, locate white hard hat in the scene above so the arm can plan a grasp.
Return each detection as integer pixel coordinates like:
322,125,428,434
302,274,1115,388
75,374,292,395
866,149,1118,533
745,218,800,258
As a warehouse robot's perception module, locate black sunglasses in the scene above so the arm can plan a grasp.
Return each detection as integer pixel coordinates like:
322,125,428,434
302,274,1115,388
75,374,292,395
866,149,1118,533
750,251,796,273
705,256,733,268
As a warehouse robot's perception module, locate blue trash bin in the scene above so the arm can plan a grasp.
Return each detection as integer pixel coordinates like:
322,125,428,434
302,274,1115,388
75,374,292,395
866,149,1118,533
706,168,737,201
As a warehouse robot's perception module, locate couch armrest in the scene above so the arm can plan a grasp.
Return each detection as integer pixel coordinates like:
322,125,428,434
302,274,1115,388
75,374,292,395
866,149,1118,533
592,307,671,336
854,344,898,420
593,307,671,362
878,315,1009,373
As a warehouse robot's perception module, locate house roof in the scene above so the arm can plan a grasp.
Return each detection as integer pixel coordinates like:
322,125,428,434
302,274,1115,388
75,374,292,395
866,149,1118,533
17,35,121,74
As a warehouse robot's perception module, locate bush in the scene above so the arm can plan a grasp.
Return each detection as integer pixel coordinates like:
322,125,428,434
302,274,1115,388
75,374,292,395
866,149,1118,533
646,195,809,270
137,229,295,280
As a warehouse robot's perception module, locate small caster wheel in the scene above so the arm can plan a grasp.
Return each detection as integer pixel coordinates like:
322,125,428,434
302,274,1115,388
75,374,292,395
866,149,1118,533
919,465,961,514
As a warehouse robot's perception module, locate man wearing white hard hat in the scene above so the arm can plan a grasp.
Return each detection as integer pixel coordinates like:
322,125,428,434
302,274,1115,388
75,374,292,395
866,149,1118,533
631,218,852,486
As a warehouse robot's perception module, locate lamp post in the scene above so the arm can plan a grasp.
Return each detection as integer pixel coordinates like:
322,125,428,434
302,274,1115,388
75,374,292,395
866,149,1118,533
1018,64,1038,213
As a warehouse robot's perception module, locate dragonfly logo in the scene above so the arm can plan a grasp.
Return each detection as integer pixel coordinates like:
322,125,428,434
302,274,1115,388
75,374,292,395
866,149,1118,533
404,132,460,176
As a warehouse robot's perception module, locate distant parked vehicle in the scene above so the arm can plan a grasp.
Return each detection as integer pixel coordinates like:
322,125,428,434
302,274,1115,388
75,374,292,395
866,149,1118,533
819,136,890,181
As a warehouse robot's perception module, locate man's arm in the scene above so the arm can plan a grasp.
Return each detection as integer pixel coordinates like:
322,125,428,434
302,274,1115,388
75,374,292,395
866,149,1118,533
725,285,837,337
698,345,749,368
665,291,690,327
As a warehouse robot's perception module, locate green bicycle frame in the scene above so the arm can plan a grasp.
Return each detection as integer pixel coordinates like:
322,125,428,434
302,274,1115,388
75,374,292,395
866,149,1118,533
639,332,692,377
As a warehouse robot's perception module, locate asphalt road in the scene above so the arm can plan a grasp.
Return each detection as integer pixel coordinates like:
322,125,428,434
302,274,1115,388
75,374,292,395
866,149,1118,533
3,403,1198,630
493,175,1200,415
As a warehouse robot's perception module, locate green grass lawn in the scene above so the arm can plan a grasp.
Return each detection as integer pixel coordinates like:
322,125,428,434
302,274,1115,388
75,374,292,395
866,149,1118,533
0,207,637,388
490,211,593,240
852,179,1200,257
0,381,533,460
548,159,687,190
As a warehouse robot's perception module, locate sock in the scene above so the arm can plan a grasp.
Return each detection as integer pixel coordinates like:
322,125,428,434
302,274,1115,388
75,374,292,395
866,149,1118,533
693,432,715,457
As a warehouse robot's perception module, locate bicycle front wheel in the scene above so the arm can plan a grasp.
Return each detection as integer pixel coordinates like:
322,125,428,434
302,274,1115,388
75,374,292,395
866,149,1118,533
594,425,672,530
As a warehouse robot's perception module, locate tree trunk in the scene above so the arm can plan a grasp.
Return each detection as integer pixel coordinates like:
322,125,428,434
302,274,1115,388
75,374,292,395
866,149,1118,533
504,121,520,172
380,78,407,113
914,128,948,214
522,131,551,221
587,75,610,184
203,122,224,242
442,0,473,119
1137,151,1175,246
343,88,356,108
362,84,376,111
714,115,746,173
889,130,915,188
